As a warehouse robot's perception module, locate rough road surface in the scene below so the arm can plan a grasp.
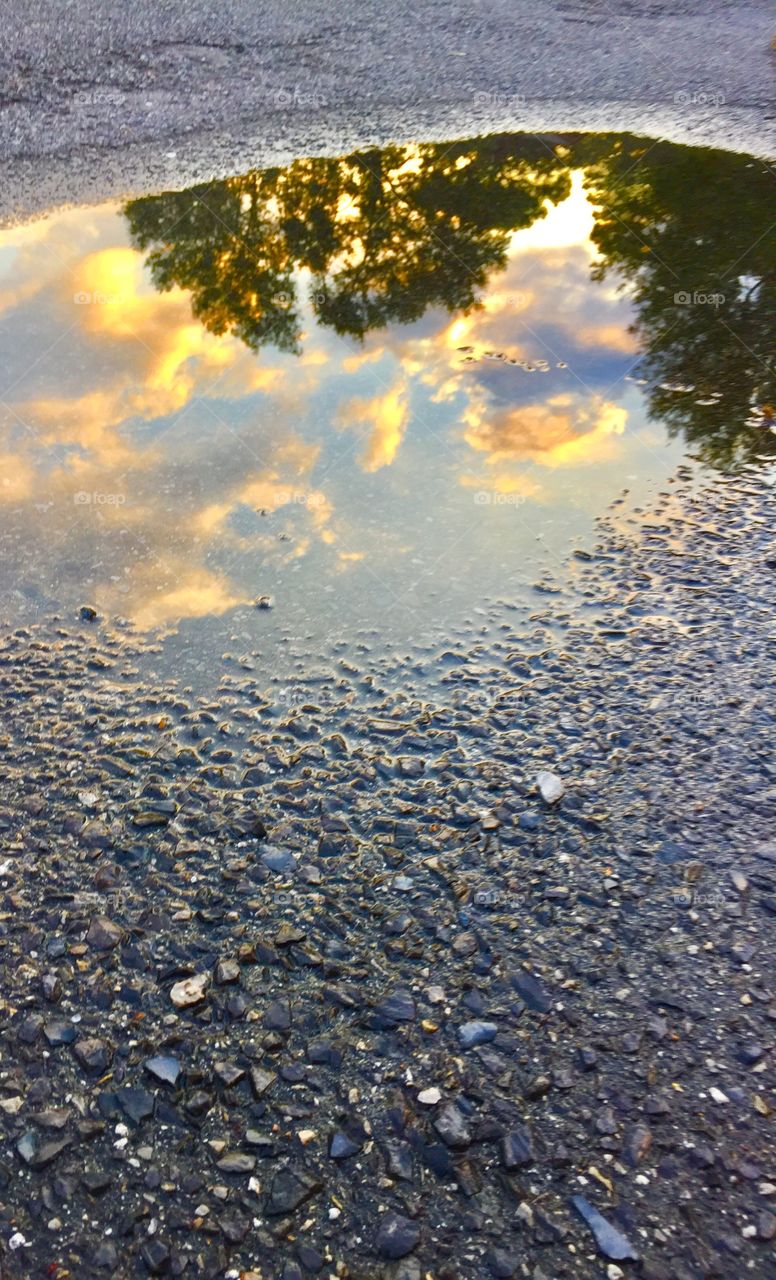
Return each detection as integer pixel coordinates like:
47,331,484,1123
0,0,774,220
0,465,774,1279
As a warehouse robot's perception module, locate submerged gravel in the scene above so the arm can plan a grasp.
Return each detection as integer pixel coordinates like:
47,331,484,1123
0,462,774,1278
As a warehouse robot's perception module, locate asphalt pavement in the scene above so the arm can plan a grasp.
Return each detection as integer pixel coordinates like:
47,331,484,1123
0,0,774,218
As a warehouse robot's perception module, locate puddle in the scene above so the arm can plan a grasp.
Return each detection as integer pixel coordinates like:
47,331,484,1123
0,131,774,1280
0,131,773,687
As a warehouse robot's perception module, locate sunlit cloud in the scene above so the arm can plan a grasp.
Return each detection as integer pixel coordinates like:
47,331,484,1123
336,382,410,471
463,393,627,467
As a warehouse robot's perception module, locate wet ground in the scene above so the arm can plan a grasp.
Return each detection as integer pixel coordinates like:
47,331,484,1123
0,131,774,1278
1,0,775,223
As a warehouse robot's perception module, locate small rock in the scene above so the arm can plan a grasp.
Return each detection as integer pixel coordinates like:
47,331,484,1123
249,1066,277,1098
458,1020,498,1048
433,1103,471,1148
266,1167,321,1215
140,1239,170,1274
375,1212,420,1259
117,1088,155,1124
511,971,552,1013
536,771,564,804
486,1248,518,1278
216,1152,256,1174
502,1126,534,1168
758,1211,776,1241
570,1195,638,1261
73,1038,111,1074
375,989,416,1024
87,915,125,950
623,1124,652,1166
214,957,240,985
144,1056,182,1087
170,973,210,1009
329,1130,362,1159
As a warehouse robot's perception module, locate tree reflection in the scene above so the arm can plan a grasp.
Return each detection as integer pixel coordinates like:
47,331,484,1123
125,137,570,352
576,135,776,469
125,132,776,470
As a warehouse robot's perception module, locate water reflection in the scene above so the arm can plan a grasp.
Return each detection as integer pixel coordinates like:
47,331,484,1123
0,131,773,646
126,132,776,470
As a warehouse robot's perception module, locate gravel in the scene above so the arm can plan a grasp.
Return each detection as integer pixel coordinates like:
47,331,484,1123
0,0,774,223
0,463,773,1276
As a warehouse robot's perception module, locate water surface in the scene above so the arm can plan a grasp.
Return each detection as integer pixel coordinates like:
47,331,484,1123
0,131,773,686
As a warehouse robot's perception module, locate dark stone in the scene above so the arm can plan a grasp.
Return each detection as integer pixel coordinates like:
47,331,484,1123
433,1103,472,1148
144,1056,182,1087
329,1130,362,1159
266,1167,322,1215
570,1195,639,1261
82,1168,113,1194
249,1066,277,1097
214,957,241,985
296,1245,324,1272
458,1020,498,1048
93,1242,119,1269
219,1212,250,1244
375,1212,421,1259
375,989,416,1025
17,1014,44,1043
261,847,297,874
117,1088,155,1124
17,1132,71,1169
623,1123,652,1166
385,1141,413,1181
511,971,552,1013
141,1239,171,1274
501,1126,534,1168
87,915,124,949
214,1061,246,1087
73,1038,111,1074
739,1042,764,1065
264,998,291,1031
486,1247,518,1278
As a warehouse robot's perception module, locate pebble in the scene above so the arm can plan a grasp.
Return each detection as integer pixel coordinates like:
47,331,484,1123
375,1212,421,1259
144,1055,182,1086
170,973,210,1008
458,1019,498,1048
570,1195,639,1261
86,915,124,950
536,770,565,803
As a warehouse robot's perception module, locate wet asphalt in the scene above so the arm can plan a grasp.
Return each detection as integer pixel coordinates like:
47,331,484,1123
0,0,774,221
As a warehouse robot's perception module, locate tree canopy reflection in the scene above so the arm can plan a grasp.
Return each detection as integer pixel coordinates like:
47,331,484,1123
125,132,776,469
